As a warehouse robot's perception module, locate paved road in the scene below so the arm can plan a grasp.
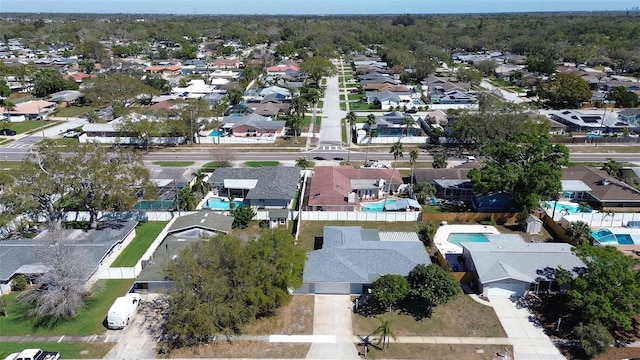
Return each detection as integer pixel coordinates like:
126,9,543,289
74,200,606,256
315,59,346,152
480,80,529,104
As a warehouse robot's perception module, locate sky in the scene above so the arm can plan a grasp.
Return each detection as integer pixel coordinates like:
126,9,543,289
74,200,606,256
1,0,639,15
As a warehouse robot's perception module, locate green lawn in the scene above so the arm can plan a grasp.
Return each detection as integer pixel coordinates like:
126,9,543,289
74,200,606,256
111,222,168,267
53,106,96,118
152,161,195,167
245,161,280,167
5,121,55,134
0,342,114,359
202,161,228,170
47,138,79,146
0,161,26,171
0,279,134,336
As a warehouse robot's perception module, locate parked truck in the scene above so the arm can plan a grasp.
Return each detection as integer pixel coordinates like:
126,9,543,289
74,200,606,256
107,293,141,330
3,348,60,360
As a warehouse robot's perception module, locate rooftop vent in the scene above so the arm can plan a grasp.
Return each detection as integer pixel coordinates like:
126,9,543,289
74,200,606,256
602,178,611,186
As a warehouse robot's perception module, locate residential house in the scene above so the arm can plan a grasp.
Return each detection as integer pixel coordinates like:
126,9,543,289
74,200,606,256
207,166,300,209
431,89,477,105
48,90,84,106
267,64,300,76
365,90,412,108
299,226,430,295
0,100,56,122
212,58,243,69
462,234,584,297
63,73,94,84
413,167,476,201
306,166,405,211
134,212,234,292
144,64,182,76
618,109,640,127
359,71,400,86
422,75,471,93
562,165,640,209
364,111,421,137
221,113,285,137
0,220,138,294
549,109,632,134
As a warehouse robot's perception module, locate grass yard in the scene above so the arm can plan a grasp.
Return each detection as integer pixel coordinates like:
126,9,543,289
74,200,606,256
201,161,228,170
245,161,280,167
47,138,79,146
0,279,134,336
152,161,195,167
0,161,26,171
0,342,115,359
355,344,512,359
242,295,314,335
297,221,425,252
111,222,168,267
353,295,506,338
5,121,55,134
163,342,310,359
53,106,96,118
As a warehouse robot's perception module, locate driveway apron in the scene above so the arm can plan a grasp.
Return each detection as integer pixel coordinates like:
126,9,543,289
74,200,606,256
305,295,359,359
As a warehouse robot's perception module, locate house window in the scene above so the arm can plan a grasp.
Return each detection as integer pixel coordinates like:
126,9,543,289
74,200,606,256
279,218,286,224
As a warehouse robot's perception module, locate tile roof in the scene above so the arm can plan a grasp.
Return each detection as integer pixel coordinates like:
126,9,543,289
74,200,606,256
303,226,430,284
207,167,300,200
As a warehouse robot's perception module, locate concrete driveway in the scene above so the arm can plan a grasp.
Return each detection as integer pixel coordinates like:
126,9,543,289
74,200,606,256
305,295,359,359
489,296,565,360
103,295,158,360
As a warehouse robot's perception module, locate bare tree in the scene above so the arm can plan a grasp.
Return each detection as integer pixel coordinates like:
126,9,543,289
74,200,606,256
209,147,235,168
18,229,93,319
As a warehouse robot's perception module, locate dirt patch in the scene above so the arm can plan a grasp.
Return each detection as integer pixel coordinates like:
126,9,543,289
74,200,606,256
495,224,559,243
242,295,314,335
358,344,513,359
163,341,311,358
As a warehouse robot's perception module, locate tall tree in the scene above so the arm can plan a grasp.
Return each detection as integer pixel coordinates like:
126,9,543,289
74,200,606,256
601,158,623,179
538,73,591,108
432,152,448,169
84,73,158,110
409,150,419,185
346,111,357,164
401,116,415,138
32,69,74,97
190,170,211,196
557,245,640,333
407,264,460,317
365,114,376,163
299,56,337,85
295,157,312,170
371,274,410,311
607,86,638,108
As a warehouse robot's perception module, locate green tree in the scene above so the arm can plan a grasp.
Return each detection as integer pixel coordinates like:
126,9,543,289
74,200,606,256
227,86,244,106
407,264,460,316
474,59,497,75
469,133,569,213
565,221,593,246
190,170,211,196
299,56,336,85
601,158,622,179
143,74,172,94
0,80,10,98
84,73,158,109
2,99,15,126
557,245,640,332
432,151,448,169
607,86,638,108
78,59,95,74
455,67,483,86
75,39,108,62
346,111,357,164
371,274,410,311
574,322,615,358
295,157,312,170
286,115,303,144
177,186,197,211
371,318,397,350
291,94,308,119
409,150,419,185
412,182,436,204
390,141,404,167
232,205,256,229
538,73,591,108
32,69,72,97
526,55,556,75
417,222,438,248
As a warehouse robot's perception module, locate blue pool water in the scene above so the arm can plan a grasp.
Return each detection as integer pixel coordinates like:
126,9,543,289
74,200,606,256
544,201,591,214
208,130,225,137
591,229,636,245
361,199,398,212
447,233,489,247
202,197,244,210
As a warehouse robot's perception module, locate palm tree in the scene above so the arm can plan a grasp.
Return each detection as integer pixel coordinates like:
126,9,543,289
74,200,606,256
432,151,448,169
177,186,197,211
287,115,304,144
365,114,376,164
372,318,396,350
190,170,210,196
346,111,357,164
383,142,404,210
295,157,312,170
227,87,244,105
409,150,419,185
400,116,414,139
565,221,593,246
2,99,15,127
291,94,307,120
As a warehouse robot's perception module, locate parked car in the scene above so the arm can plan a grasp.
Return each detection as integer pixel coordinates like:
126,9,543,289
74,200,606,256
286,128,302,136
0,128,17,136
63,130,82,138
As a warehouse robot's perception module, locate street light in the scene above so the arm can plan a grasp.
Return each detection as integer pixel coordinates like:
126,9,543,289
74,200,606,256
595,100,616,147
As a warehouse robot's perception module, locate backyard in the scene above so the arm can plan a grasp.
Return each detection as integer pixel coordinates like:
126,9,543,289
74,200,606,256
110,222,168,267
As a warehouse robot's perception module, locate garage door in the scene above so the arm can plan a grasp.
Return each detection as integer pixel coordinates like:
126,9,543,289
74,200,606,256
314,282,351,295
485,282,528,297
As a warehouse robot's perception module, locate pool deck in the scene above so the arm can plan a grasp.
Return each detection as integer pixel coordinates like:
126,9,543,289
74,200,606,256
433,224,501,255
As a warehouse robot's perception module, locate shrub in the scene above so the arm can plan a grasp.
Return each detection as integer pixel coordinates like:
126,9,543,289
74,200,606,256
11,274,27,291
575,322,614,357
480,218,496,226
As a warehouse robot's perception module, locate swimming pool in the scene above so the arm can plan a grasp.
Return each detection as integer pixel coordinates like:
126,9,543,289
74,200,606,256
202,197,244,210
591,229,636,245
361,199,398,212
447,233,489,248
544,201,591,214
208,130,225,137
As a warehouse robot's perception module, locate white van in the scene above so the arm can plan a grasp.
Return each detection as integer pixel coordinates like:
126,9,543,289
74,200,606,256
107,293,141,330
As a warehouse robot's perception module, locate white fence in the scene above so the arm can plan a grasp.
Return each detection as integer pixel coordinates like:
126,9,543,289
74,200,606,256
560,212,640,228
197,135,277,144
299,211,420,222
63,211,175,222
358,136,428,145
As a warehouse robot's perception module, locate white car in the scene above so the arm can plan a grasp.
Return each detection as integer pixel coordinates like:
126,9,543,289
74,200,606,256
63,131,82,138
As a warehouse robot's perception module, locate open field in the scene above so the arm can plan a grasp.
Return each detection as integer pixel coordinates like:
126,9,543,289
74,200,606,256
0,280,134,336
353,295,506,338
111,222,168,267
0,342,114,359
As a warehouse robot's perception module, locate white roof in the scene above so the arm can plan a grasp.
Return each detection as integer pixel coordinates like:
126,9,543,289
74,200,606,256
223,179,258,189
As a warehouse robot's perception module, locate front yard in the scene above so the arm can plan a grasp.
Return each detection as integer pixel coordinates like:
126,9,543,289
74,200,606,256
0,342,114,359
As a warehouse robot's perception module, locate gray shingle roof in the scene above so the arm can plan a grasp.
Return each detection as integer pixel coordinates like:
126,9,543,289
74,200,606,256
303,226,430,284
207,167,300,200
0,220,138,282
462,235,585,285
168,212,234,234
